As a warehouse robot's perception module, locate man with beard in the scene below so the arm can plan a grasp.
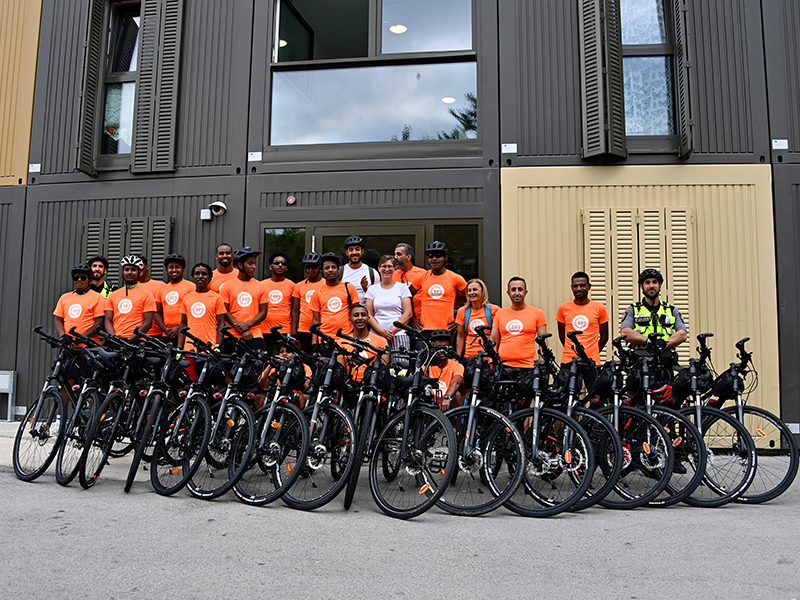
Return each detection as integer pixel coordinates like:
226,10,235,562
261,252,295,355
104,255,155,341
87,255,116,298
415,241,466,341
210,242,238,293
220,247,268,352
309,252,360,354
490,277,547,370
393,243,425,327
156,253,195,343
178,262,226,351
53,263,105,340
341,236,379,305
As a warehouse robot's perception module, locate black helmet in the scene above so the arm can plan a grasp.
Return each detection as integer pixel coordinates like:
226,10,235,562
319,252,341,267
302,251,321,265
638,268,664,285
425,241,448,254
120,255,144,268
233,246,261,263
430,329,452,342
87,255,109,269
344,235,364,249
71,263,91,277
164,253,186,268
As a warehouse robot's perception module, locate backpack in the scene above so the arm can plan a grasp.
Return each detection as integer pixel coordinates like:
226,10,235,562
463,304,493,355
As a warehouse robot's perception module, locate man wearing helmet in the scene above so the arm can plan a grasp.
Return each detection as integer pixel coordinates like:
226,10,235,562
620,269,687,353
291,252,324,354
341,236,379,305
87,255,116,298
415,241,467,341
156,253,194,343
220,247,268,352
393,243,426,326
104,255,156,341
53,264,106,341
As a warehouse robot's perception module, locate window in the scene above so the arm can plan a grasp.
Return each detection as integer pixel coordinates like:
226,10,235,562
579,0,693,158
269,0,477,146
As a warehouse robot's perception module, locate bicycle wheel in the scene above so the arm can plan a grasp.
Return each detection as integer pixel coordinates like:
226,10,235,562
724,405,799,503
187,398,255,500
56,389,100,486
78,390,125,488
504,407,594,517
232,402,309,506
646,406,706,507
282,402,356,511
369,405,456,519
108,391,139,458
597,406,674,509
680,406,757,507
124,394,162,493
569,407,624,512
438,406,525,516
343,400,374,510
13,389,66,481
150,395,212,496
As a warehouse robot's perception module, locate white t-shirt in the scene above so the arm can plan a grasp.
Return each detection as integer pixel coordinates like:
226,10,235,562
365,282,412,330
342,263,380,305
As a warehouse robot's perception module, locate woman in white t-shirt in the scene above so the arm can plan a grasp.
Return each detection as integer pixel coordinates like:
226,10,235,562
365,255,412,352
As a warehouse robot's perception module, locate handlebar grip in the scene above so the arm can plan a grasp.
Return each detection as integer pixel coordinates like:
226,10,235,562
392,321,417,335
270,325,283,335
735,337,750,351
535,333,552,346
613,334,627,344
566,330,583,342
309,322,322,336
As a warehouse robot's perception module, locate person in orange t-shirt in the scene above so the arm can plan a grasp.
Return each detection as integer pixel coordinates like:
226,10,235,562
414,241,467,340
291,252,324,354
54,263,106,341
209,243,238,293
104,256,156,340
220,247,268,353
455,278,500,357
261,252,296,354
424,329,465,411
340,304,389,383
309,253,360,353
156,254,195,343
491,277,547,370
137,257,166,337
178,262,227,351
393,243,426,326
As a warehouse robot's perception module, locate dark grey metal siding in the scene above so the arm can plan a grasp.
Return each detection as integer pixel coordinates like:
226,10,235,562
0,187,26,373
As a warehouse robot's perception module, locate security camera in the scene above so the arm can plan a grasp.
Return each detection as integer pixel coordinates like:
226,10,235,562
208,201,227,217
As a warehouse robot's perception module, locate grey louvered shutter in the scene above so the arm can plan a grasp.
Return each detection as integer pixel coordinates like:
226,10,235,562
579,0,606,157
603,0,627,157
105,219,127,285
147,217,174,280
131,0,159,172
126,217,149,258
76,0,105,176
82,218,105,261
673,0,694,157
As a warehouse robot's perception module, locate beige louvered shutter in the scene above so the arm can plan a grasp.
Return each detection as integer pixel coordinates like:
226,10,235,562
76,0,105,176
147,216,174,280
582,208,611,360
638,208,665,272
611,208,638,347
664,208,694,364
82,218,105,262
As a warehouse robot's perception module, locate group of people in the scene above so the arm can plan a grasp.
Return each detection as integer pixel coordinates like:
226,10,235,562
53,237,687,410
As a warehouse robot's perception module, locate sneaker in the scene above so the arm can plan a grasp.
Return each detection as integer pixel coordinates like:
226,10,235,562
672,460,687,475
49,417,61,437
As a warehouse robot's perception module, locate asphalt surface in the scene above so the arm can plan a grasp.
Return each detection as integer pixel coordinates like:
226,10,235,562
1,421,799,599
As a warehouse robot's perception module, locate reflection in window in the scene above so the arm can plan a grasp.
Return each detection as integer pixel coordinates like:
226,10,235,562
263,228,306,282
623,56,675,136
620,0,667,45
432,224,479,279
102,82,136,154
109,15,140,71
271,62,476,145
276,0,368,62
381,0,472,54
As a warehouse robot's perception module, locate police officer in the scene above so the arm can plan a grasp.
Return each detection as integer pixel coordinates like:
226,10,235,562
620,269,687,354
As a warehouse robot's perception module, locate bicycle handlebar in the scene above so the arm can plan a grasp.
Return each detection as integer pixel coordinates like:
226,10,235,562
336,328,387,356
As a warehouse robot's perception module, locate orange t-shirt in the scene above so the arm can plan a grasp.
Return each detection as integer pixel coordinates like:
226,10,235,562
425,359,465,398
105,286,157,338
495,305,547,368
138,279,166,335
309,282,361,338
342,334,388,382
209,269,239,293
220,277,266,338
181,290,226,349
393,265,426,320
418,270,467,330
261,278,295,336
157,279,195,329
292,278,325,333
53,290,106,338
556,300,609,364
456,303,500,357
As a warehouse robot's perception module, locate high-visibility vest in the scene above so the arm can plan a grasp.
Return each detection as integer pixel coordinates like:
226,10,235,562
631,300,677,341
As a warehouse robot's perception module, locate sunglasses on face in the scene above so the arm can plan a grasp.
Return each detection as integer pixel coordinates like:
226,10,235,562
427,252,445,259
272,261,288,266
73,275,88,281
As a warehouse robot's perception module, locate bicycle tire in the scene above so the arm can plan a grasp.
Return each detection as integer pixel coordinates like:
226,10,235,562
569,406,624,512
13,390,66,481
150,395,212,496
680,406,756,507
369,405,457,519
282,402,356,511
232,401,309,506
438,406,525,516
124,398,159,493
504,407,594,517
344,399,374,510
56,389,100,486
187,398,255,500
78,390,125,488
723,405,799,503
108,392,139,459
597,406,674,509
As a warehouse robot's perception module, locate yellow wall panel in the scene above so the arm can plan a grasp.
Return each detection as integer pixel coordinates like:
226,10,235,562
500,165,779,415
0,0,42,185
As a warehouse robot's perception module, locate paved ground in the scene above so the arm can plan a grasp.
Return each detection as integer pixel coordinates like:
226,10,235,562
1,420,798,599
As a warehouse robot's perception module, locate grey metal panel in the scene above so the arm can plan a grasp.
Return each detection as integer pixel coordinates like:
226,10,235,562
15,176,246,407
261,187,483,209
0,187,25,372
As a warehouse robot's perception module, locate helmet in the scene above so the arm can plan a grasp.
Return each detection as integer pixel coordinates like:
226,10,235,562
429,329,452,342
425,241,448,254
638,268,663,285
163,253,186,268
87,255,109,269
71,263,91,277
302,251,321,265
319,252,341,267
344,235,364,249
232,246,261,263
120,255,144,268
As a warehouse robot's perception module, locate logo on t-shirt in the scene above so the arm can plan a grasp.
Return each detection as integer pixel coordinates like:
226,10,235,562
68,303,83,319
191,302,206,318
118,299,133,314
165,290,180,305
437,379,449,396
327,297,343,312
506,319,524,335
269,290,283,304
237,292,253,308
305,290,315,304
468,318,486,334
428,284,445,299
571,314,590,331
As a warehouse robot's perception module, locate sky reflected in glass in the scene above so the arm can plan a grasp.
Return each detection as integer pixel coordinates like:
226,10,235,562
382,0,472,54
